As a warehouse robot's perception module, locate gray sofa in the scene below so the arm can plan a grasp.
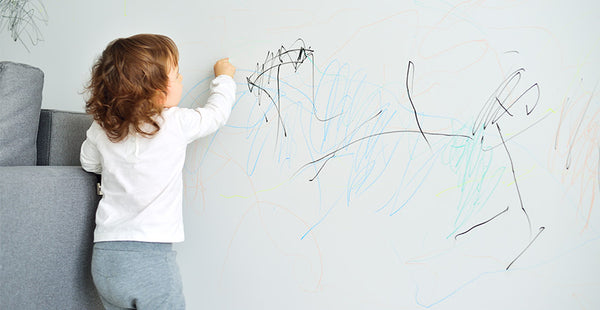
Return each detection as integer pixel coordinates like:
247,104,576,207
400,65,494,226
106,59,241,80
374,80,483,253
0,61,103,309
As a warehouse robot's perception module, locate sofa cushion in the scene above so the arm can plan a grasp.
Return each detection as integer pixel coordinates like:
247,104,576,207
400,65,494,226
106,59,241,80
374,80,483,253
37,110,94,166
0,61,44,166
0,166,103,309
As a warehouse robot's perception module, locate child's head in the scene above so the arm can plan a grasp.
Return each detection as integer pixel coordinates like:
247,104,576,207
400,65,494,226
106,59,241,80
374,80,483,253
85,33,180,142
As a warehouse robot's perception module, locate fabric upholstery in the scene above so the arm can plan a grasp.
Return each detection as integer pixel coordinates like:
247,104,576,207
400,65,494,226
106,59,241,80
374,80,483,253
0,62,102,309
37,109,94,166
0,61,44,166
0,166,103,309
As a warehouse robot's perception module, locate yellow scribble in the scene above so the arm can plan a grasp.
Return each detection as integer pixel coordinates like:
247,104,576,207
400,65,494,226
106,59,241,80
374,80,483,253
220,194,250,199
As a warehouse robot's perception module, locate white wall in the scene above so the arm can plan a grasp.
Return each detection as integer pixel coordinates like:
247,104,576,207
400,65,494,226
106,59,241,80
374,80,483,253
2,1,599,309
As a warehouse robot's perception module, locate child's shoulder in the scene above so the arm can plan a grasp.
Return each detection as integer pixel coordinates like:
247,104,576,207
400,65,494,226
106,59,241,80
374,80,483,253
162,106,188,118
87,120,103,135
84,120,109,144
162,106,200,117
161,106,201,125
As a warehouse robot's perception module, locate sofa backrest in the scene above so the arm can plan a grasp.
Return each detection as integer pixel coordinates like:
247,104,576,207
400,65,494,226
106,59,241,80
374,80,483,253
37,109,93,166
0,61,44,166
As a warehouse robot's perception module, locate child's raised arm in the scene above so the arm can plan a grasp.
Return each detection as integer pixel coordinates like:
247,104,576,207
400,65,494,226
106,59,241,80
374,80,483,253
173,58,236,143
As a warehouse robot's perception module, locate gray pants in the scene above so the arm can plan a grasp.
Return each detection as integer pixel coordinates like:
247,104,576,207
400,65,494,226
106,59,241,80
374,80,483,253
91,241,185,310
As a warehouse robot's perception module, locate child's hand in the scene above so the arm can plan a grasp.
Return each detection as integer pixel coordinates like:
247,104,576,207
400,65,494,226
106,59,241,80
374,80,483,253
214,58,235,78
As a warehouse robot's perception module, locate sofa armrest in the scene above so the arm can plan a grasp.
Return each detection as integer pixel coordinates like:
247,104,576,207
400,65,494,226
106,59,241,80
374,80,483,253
0,166,103,309
37,109,94,166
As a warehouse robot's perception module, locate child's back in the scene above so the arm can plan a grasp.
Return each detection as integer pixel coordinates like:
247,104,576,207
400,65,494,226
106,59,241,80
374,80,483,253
80,33,236,309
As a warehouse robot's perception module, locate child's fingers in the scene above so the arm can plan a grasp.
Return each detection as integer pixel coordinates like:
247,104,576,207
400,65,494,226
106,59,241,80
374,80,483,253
213,57,236,78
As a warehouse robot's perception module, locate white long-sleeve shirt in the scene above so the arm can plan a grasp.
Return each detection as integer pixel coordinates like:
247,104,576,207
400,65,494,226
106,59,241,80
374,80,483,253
80,75,236,243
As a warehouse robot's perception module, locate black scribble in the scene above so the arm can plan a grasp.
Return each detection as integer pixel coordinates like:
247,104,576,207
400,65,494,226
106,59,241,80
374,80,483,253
471,68,540,138
247,39,331,139
481,110,553,152
458,67,549,269
0,0,48,52
522,83,540,115
305,110,383,181
467,66,545,242
295,129,472,180
495,97,513,116
294,60,476,182
506,226,545,270
497,123,533,237
454,206,509,240
308,154,336,182
406,61,431,148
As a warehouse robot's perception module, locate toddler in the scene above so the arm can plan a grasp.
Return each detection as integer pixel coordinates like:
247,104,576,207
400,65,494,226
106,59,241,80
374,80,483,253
80,33,236,309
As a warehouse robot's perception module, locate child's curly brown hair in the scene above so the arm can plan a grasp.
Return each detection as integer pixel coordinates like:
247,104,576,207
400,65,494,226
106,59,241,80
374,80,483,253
84,34,179,142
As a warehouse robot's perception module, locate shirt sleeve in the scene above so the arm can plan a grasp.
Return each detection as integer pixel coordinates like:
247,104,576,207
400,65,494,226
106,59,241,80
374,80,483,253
80,122,103,174
177,75,237,143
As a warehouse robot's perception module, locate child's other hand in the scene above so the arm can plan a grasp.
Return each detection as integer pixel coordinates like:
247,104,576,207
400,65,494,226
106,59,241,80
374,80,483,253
214,58,235,78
